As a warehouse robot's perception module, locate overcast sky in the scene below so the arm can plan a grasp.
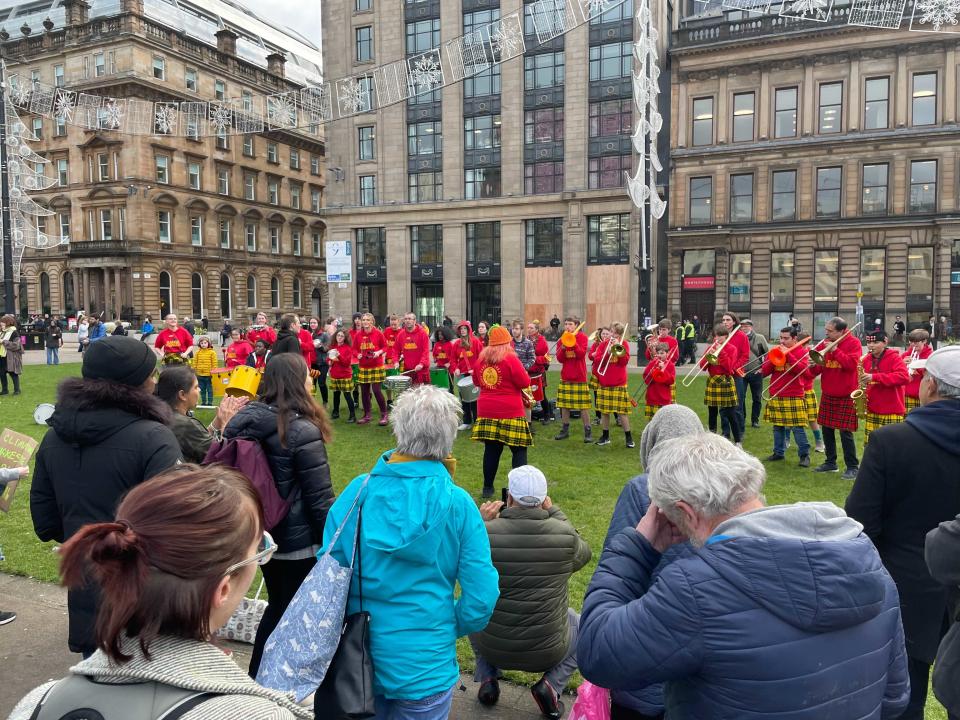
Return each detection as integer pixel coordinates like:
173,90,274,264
250,0,322,50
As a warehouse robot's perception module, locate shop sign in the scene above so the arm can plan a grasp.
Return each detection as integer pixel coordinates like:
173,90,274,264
683,276,715,290
952,271,960,285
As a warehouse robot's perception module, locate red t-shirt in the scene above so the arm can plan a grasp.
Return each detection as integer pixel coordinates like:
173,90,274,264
643,361,675,406
298,329,316,368
531,333,550,375
865,348,909,415
397,326,430,371
356,329,387,369
728,329,750,373
701,342,737,377
246,326,276,348
645,334,679,365
433,340,452,369
154,327,194,356
557,331,588,383
902,344,933,399
383,326,400,367
328,344,356,379
225,340,253,368
473,352,531,419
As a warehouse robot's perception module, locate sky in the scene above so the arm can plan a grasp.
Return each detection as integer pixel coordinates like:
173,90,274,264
249,0,322,50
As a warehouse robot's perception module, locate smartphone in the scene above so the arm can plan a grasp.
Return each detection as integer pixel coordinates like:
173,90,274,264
501,487,508,504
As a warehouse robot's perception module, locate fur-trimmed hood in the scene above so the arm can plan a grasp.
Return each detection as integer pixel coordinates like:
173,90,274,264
49,377,172,445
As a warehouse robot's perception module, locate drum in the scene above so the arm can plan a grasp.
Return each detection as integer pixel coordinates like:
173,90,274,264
33,403,55,425
381,366,399,391
211,367,232,397
431,367,451,391
351,364,360,383
529,374,545,402
383,374,412,397
457,375,480,402
225,365,261,399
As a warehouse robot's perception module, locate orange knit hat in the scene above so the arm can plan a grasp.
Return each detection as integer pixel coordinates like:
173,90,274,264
488,325,511,346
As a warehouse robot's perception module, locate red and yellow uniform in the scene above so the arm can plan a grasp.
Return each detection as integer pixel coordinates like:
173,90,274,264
245,325,276,348
556,331,591,410
809,333,861,432
902,344,933,411
727,329,750,377
383,326,400,369
800,367,819,423
761,343,809,427
225,339,253,369
588,337,604,392
702,342,738,408
355,328,388,384
529,332,550,402
644,334,680,402
451,322,484,376
471,350,533,447
643,360,675,417
863,348,909,441
327,343,356,392
594,337,632,415
397,324,431,384
154,326,193,362
433,339,452,370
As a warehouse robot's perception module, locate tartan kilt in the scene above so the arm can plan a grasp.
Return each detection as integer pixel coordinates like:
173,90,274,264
865,412,903,440
764,396,808,427
704,375,737,408
471,417,533,447
671,384,677,403
557,381,593,410
588,375,600,392
804,390,819,423
905,395,920,412
328,377,355,392
818,394,858,432
357,366,386,385
645,404,664,419
596,385,633,414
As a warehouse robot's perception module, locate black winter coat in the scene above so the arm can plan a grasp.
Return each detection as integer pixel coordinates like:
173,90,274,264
271,329,301,357
926,513,960,715
30,377,182,653
223,401,333,553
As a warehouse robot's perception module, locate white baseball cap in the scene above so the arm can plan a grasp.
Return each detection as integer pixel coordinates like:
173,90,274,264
507,465,548,507
925,345,960,388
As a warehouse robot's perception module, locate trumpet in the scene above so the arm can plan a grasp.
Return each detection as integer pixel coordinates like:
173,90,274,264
906,346,921,376
809,322,862,365
761,337,812,401
597,324,628,376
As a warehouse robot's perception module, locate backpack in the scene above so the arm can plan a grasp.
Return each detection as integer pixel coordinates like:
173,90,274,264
30,675,219,720
202,437,291,530
112,324,128,336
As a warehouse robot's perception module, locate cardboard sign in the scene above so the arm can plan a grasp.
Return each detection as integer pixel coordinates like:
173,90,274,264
0,428,38,513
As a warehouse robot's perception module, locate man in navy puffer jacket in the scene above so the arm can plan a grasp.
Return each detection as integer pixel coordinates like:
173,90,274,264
579,433,910,720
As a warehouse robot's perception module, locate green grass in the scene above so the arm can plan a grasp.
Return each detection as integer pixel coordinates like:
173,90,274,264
0,363,947,717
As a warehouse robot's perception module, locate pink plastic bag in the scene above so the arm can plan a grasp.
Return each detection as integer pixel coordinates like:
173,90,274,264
570,681,611,720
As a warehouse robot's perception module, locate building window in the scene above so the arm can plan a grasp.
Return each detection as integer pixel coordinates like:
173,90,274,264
270,277,280,307
466,222,500,263
464,116,500,150
158,210,171,243
732,92,755,143
864,77,889,130
247,275,257,306
907,246,934,300
59,212,70,241
95,53,105,77
185,68,197,91
312,232,321,257
589,99,630,137
311,155,321,175
683,249,715,276
526,108,564,144
290,185,301,209
243,136,255,157
245,223,256,251
862,163,888,216
912,72,937,126
356,0,372,10
152,56,165,80
290,148,300,170
910,160,937,213
815,250,839,303
524,52,565,90
771,169,796,221
217,167,230,195
464,65,501,97
356,227,386,265
860,248,885,302
97,153,111,181
215,132,229,151
292,230,302,256
359,175,376,205
267,143,278,163
54,64,64,87
465,168,501,199
729,173,754,222
292,278,302,307
358,126,375,160
815,167,842,218
410,224,442,264
268,179,280,205
155,155,169,184
356,26,373,62
56,158,68,187
190,216,203,246
771,252,794,304
729,253,751,304
185,117,199,140
588,155,631,189
32,117,42,138
692,97,713,146
588,41,632,81
214,79,226,100
97,209,112,240
774,87,797,139
408,121,443,154
524,162,564,194
406,18,440,54
219,219,231,249
408,172,442,202
525,218,563,266
188,161,201,190
241,90,253,112
244,174,256,201
818,82,842,134
689,176,712,225
55,116,66,137
270,227,280,254
311,189,321,213
587,214,630,265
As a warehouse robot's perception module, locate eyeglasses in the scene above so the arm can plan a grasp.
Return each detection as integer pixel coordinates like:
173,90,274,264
225,531,276,575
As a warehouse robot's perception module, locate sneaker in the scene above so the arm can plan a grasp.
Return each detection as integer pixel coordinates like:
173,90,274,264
595,436,611,446
814,462,839,473
764,453,785,462
799,455,811,468
531,679,564,720
735,442,743,449
751,421,761,428
356,414,372,425
458,423,472,431
378,414,389,426
814,443,826,453
481,486,495,499
554,428,570,441
331,410,340,420
626,438,636,449
0,611,15,626
478,678,500,706
583,428,593,443
842,467,859,480
592,417,601,426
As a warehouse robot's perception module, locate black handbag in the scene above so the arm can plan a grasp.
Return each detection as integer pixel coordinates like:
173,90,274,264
314,506,375,719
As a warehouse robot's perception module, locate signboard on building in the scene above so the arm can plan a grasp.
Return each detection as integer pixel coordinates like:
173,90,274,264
729,284,748,296
326,241,353,283
683,276,715,290
952,271,960,285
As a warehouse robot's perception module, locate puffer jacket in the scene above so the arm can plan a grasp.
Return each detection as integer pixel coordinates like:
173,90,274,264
579,503,910,720
473,505,591,672
223,401,333,553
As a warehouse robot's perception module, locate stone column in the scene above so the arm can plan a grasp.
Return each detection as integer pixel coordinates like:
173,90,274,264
758,70,770,140
563,204,586,320
848,58,860,132
801,63,814,136
114,268,123,317
385,224,410,313
104,269,112,318
442,222,465,320
500,220,524,321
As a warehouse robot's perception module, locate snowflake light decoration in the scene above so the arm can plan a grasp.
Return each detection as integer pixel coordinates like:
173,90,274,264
154,103,177,135
580,0,618,21
9,75,30,106
488,14,525,61
209,102,233,135
848,0,907,27
53,90,76,122
267,92,297,129
913,0,960,30
100,98,124,130
336,77,372,117
781,0,833,20
407,50,444,96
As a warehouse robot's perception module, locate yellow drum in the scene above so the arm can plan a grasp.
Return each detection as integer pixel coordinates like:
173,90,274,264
225,365,261,399
211,367,232,398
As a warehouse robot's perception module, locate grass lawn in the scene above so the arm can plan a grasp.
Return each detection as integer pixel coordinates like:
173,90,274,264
0,362,947,717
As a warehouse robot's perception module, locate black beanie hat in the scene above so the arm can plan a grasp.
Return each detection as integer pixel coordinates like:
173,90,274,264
82,335,158,386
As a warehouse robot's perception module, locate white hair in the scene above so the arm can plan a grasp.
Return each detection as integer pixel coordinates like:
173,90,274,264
648,434,765,522
390,385,462,460
930,374,960,400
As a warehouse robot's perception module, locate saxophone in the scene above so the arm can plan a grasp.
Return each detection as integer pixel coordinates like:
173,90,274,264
850,353,870,420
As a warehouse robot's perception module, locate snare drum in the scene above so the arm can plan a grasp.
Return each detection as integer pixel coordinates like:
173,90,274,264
211,367,232,397
383,374,412,397
225,365,261,399
529,374,545,403
430,367,451,391
33,403,55,425
456,375,480,403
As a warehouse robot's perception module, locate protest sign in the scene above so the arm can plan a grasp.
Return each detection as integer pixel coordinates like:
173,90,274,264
0,428,38,513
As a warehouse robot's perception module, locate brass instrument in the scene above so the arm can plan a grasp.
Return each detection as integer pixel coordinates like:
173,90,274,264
704,327,740,365
761,337,813,401
597,324,629,376
553,321,586,355
809,322,862,365
850,353,870,419
681,335,723,388
906,346,921,376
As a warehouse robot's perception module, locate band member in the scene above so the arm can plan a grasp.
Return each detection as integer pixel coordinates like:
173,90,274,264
740,319,769,428
720,311,749,434
526,321,554,425
397,312,431,385
809,317,862,479
348,313,362,407
862,328,910,443
472,325,532,498
245,312,276,347
355,312,389,425
383,314,402,369
224,328,253,369
327,329,357,423
589,327,611,425
762,327,811,466
701,324,743,446
476,320,490,347
645,319,680,406
308,317,330,405
511,321,536,424
642,342,676,418
594,322,634,448
244,338,270,371
451,320,484,430
797,332,825,453
432,326,454,379
902,328,933,412
553,318,592,443
297,315,316,371
153,314,194,364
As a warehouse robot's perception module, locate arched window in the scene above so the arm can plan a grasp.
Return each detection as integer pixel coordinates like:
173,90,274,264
292,277,302,308
191,272,203,319
311,286,322,318
246,274,257,309
159,271,172,316
220,273,232,320
62,271,75,314
39,272,51,314
270,276,280,308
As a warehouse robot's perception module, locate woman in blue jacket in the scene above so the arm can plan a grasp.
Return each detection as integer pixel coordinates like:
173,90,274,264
322,384,499,720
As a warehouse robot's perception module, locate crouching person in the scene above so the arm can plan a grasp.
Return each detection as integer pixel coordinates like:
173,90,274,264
471,465,592,719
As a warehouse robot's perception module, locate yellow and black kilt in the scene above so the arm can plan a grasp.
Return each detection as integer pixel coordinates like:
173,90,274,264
817,394,858,432
357,366,386,385
864,412,903,443
596,385,633,414
588,374,600,392
645,404,663,419
764,395,808,427
804,389,819,424
671,383,677,403
704,375,737,408
328,376,355,392
557,381,593,410
471,417,534,447
905,395,920,412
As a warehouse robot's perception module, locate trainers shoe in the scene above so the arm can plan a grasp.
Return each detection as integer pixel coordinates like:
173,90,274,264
0,611,15,626
458,423,472,431
842,467,859,480
356,414,372,425
378,414,389,426
481,486,495,499
735,442,743,449
595,436,611,446
592,417,601,426
583,428,593,443
814,463,839,473
751,421,761,428
764,453,785,461
814,443,826,453
626,438,636,449
554,428,570,440
478,678,500,706
799,455,811,468
531,679,564,720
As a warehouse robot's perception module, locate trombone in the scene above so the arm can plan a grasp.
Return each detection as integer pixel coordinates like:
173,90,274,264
551,321,586,356
680,328,739,387
809,322,862,365
597,324,628,376
761,337,812,401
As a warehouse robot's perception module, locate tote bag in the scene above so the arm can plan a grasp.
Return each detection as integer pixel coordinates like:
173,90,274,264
256,476,367,702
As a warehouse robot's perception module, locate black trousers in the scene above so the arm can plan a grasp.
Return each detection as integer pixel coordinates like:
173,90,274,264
0,356,19,393
744,373,764,424
710,406,742,442
248,556,316,678
822,426,858,469
900,656,930,720
482,441,528,490
313,364,329,404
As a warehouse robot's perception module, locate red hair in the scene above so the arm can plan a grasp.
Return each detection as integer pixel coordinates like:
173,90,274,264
478,343,512,366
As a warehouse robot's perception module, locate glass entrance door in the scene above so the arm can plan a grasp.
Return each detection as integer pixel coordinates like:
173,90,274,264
413,283,443,331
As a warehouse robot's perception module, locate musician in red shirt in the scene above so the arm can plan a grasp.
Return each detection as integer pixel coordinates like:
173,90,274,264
224,329,253,369
901,328,933,412
862,328,910,443
347,313,363,407
554,318,592,443
594,322,634,448
761,327,812,466
245,312,276,348
153,314,194,364
721,311,750,436
700,324,742,444
526,321,554,425
355,312,389,425
383,314,402,369
642,342,675,418
396,312,431,385
327,329,357,423
451,321,484,429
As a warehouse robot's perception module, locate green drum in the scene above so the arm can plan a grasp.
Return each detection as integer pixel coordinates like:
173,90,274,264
430,367,451,391
351,364,360,383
